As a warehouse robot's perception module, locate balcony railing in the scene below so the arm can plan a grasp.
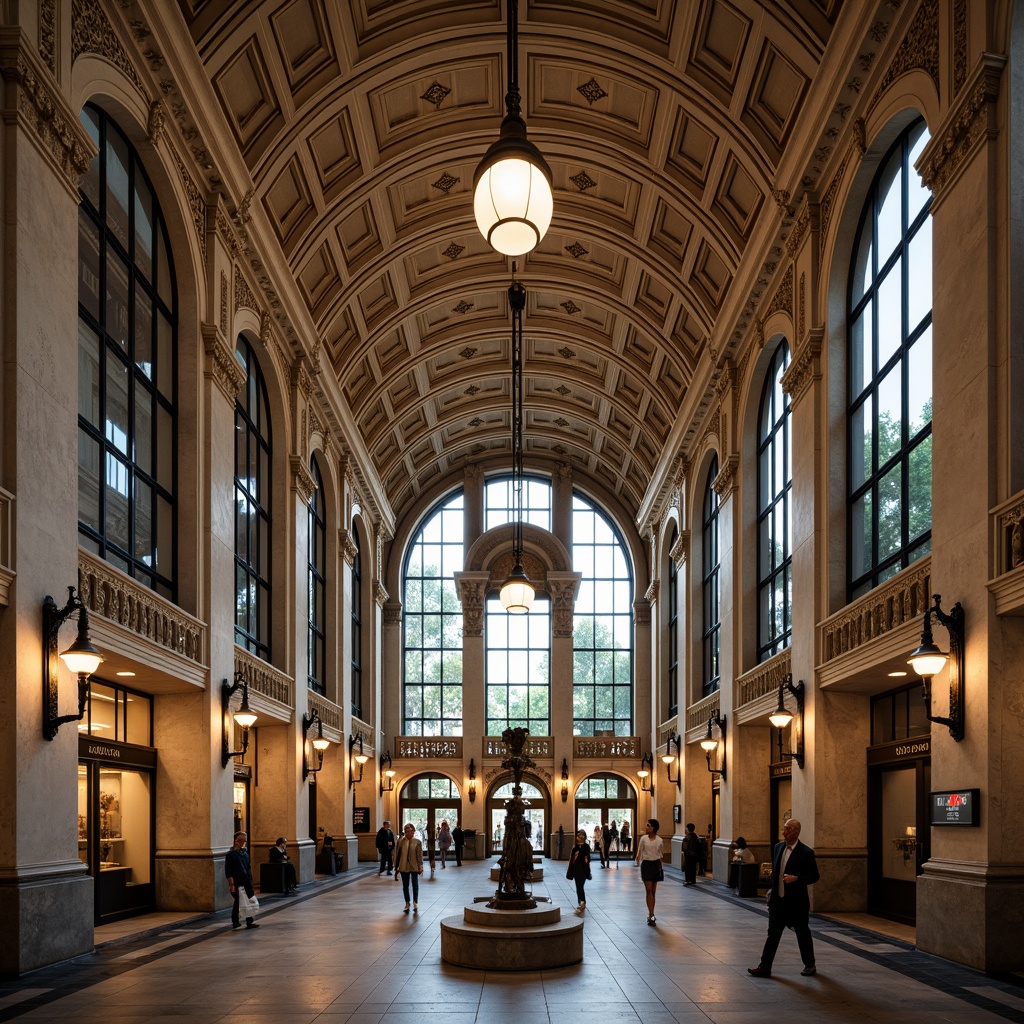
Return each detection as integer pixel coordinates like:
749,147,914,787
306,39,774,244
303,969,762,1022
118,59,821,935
307,692,341,739
736,649,792,709
685,691,721,738
396,737,463,758
572,737,640,759
234,645,293,712
483,736,552,758
78,549,206,669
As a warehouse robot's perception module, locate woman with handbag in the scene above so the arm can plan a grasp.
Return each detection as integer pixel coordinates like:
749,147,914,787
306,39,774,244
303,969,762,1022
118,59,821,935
437,820,453,868
566,829,593,910
394,822,424,913
634,819,664,926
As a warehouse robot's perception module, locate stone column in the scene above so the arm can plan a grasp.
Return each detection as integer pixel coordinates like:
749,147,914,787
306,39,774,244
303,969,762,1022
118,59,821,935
0,32,97,973
455,571,489,834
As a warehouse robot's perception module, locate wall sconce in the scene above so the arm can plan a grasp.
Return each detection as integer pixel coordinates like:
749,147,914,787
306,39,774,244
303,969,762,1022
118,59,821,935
468,758,477,803
380,751,395,794
221,674,257,767
42,586,104,740
700,711,726,780
637,751,653,792
560,757,569,803
768,674,805,768
908,594,965,742
349,733,368,788
661,733,680,787
302,710,331,781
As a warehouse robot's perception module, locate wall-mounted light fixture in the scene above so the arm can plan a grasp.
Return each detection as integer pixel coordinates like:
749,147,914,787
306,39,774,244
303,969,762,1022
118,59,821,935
560,757,569,803
221,674,257,767
42,587,104,740
768,674,805,768
468,758,477,803
473,0,553,256
380,751,395,794
349,733,369,788
637,751,653,792
661,733,681,787
302,710,331,781
700,711,726,780
908,594,965,742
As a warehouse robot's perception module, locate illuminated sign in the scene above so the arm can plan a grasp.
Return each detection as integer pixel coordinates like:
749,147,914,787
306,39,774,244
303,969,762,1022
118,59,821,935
930,788,980,826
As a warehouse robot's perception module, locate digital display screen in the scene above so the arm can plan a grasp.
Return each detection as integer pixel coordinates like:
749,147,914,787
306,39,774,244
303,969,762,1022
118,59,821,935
930,789,980,826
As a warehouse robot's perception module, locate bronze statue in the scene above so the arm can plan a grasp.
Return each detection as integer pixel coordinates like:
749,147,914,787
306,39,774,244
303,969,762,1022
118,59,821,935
494,727,536,900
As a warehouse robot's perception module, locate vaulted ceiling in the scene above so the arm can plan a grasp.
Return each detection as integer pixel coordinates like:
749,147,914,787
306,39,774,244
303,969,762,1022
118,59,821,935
175,0,841,529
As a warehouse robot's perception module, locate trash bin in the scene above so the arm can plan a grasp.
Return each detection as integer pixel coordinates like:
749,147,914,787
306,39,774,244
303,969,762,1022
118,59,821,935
737,861,759,897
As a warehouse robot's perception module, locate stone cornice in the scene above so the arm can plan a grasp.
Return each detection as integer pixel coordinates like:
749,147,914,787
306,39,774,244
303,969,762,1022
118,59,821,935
290,455,316,504
712,454,740,500
781,328,823,409
0,29,96,198
917,53,1006,206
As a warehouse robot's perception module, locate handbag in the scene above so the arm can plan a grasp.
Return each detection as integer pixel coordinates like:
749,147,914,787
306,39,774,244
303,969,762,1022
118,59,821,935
238,889,260,919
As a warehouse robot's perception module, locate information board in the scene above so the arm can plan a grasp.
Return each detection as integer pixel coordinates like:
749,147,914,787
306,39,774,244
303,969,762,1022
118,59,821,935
930,789,980,826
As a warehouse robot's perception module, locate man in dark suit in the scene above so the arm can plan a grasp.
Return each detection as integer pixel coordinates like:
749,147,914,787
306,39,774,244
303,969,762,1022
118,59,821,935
748,819,819,977
451,822,465,866
376,820,396,875
269,836,298,892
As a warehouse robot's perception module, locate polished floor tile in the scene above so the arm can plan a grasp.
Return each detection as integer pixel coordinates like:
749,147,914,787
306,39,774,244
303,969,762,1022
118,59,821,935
1,860,1021,1023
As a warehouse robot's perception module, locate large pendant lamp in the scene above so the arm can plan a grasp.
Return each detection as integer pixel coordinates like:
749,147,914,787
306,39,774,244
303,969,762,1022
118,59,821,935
473,0,553,257
499,276,535,614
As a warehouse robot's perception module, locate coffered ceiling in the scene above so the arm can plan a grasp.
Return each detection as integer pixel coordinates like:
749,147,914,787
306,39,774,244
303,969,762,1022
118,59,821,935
174,0,841,527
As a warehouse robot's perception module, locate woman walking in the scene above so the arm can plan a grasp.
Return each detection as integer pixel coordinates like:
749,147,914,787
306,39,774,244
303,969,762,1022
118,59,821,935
635,818,664,926
566,828,593,911
395,822,424,913
437,820,453,868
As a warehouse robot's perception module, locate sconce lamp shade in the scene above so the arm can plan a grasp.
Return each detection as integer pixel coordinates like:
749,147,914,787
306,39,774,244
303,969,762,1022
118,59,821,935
355,750,370,766
908,641,948,678
312,734,330,753
661,753,674,765
699,734,718,752
59,635,103,677
499,561,535,613
473,127,553,256
769,681,794,728
233,692,258,731
636,767,649,780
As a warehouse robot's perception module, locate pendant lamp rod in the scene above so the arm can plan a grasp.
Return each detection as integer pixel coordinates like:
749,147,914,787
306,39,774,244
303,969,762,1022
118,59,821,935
505,0,522,121
510,271,526,565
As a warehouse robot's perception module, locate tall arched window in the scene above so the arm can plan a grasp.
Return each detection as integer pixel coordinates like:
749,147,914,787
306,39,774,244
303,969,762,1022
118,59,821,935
848,118,932,598
403,492,465,735
351,527,363,718
667,526,679,717
307,455,326,694
572,496,633,736
702,457,721,696
77,105,177,598
234,338,272,659
757,341,792,660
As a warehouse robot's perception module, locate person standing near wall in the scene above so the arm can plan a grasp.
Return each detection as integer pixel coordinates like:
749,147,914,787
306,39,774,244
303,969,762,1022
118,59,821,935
683,822,700,886
225,831,258,930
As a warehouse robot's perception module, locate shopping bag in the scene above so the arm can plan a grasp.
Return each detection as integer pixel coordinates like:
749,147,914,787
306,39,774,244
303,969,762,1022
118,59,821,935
238,889,260,919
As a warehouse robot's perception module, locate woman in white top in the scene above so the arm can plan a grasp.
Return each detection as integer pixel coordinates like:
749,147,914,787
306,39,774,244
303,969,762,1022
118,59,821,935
634,818,664,925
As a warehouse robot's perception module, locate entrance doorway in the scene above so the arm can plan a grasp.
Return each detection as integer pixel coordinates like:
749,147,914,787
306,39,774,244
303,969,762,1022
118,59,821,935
398,773,463,858
486,773,552,856
574,773,637,863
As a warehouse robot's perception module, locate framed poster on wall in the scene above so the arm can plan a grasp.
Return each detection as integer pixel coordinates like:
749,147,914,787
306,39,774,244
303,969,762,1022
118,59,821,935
353,807,370,832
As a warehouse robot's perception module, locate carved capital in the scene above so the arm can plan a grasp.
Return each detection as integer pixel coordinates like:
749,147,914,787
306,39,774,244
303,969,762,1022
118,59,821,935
670,530,690,566
781,328,823,408
202,324,245,402
454,571,490,636
383,600,402,626
291,455,315,503
547,572,582,637
633,598,651,626
712,454,740,500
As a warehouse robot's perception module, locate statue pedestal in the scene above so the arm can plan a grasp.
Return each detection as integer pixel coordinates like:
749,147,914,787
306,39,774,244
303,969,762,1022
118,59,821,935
440,900,583,970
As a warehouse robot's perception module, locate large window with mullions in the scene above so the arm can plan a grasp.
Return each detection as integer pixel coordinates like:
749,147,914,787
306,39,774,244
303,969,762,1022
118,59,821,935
702,457,721,696
77,105,177,598
757,341,792,661
234,338,272,660
848,119,932,599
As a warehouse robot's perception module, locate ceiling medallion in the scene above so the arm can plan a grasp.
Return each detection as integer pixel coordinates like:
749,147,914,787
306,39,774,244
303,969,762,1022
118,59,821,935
421,82,451,109
558,347,576,360
564,242,589,259
560,299,581,315
469,417,483,427
570,170,597,192
453,299,473,314
577,78,608,104
465,384,480,395
432,172,460,194
442,242,465,260
556,385,570,396
460,347,477,359
555,417,569,428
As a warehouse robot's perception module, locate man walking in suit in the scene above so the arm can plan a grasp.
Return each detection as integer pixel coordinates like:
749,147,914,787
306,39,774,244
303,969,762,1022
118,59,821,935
748,819,819,977
376,820,395,875
451,822,465,866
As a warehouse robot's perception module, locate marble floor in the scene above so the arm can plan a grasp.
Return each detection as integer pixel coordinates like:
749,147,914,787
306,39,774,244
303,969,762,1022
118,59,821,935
2,858,1023,1023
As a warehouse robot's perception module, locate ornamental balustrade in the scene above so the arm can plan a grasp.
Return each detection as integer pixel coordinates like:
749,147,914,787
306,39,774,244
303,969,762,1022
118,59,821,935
685,691,721,737
572,736,640,759
736,649,792,709
233,646,293,709
396,737,463,758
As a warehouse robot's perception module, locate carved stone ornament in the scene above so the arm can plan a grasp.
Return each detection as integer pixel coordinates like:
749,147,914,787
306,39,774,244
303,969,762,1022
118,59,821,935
633,598,651,626
235,267,259,314
670,530,690,566
871,0,939,108
712,454,740,499
644,579,659,605
146,99,166,144
172,148,206,262
202,324,245,402
454,572,490,637
290,455,316,503
763,265,793,323
383,601,403,627
0,40,96,194
781,329,823,408
547,573,582,638
72,0,144,91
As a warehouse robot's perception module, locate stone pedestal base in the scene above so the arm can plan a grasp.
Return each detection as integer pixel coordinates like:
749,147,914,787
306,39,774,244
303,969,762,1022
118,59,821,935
441,901,583,970
489,865,544,881
917,860,1024,972
0,866,93,975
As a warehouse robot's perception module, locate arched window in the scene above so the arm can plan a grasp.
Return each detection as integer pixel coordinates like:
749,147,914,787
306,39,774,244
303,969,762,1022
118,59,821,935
307,455,326,694
572,495,633,736
757,341,792,660
486,595,551,734
77,105,177,597
702,456,721,696
848,118,932,598
234,337,272,659
351,527,363,718
403,492,465,735
667,525,679,717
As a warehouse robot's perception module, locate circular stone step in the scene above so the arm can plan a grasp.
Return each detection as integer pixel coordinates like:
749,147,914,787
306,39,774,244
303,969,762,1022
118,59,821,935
463,903,561,928
489,866,544,881
441,913,583,970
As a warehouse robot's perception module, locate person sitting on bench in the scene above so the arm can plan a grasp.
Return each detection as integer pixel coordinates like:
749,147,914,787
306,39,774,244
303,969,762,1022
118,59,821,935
269,837,298,892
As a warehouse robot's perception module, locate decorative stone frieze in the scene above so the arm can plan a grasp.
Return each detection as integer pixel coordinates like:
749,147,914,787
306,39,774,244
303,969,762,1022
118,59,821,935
234,265,259,314
712,454,739,500
202,324,245,402
670,530,689,566
0,35,96,195
763,264,793,323
871,0,939,107
146,98,165,144
172,147,205,261
71,0,143,90
291,455,316,503
39,0,56,73
781,329,822,408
